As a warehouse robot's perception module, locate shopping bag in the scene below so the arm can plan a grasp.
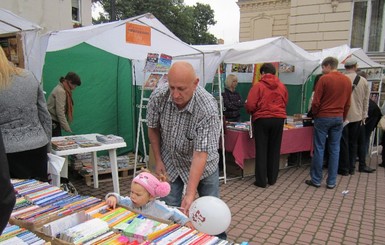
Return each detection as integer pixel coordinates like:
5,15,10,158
47,153,65,187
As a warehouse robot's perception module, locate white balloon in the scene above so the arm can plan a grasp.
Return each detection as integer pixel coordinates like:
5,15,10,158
189,196,231,235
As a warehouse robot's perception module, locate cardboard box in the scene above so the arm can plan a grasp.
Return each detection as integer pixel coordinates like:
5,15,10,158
225,153,289,177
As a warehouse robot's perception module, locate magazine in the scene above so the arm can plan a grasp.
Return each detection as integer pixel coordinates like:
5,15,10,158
155,53,172,72
144,53,159,72
143,73,162,90
158,74,168,87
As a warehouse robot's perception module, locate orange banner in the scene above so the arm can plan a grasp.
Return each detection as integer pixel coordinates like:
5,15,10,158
126,23,151,46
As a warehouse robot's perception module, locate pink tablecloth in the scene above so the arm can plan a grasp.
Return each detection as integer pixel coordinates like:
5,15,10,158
224,127,314,168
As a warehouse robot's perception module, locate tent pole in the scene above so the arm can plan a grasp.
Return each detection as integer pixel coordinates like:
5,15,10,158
216,65,227,184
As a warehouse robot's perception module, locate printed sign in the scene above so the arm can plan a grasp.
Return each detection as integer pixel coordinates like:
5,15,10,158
126,23,151,46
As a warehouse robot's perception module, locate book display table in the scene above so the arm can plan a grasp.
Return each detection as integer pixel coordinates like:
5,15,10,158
4,179,239,245
51,134,126,194
225,127,314,169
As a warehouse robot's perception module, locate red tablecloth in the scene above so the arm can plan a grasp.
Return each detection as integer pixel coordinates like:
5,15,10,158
224,127,314,168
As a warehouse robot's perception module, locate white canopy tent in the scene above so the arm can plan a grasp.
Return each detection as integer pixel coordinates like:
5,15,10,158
191,37,321,182
43,13,211,84
310,44,384,69
193,36,320,86
0,8,43,81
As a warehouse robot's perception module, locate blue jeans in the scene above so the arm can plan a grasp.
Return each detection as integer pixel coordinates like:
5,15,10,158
311,117,343,186
161,169,220,207
161,169,226,240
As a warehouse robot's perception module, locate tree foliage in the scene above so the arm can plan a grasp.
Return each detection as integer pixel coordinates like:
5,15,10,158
92,0,217,44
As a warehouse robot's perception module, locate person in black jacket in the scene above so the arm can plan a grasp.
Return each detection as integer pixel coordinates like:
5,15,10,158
222,74,243,122
0,130,16,234
363,99,382,153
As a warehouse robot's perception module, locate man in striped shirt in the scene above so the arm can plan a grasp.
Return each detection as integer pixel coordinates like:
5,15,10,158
147,62,224,237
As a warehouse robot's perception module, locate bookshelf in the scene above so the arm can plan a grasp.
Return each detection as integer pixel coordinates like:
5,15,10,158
362,67,384,106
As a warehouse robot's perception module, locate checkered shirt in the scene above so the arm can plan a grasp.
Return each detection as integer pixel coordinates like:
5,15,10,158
146,84,220,184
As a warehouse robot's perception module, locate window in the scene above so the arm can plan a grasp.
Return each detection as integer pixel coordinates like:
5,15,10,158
351,0,385,51
72,0,81,22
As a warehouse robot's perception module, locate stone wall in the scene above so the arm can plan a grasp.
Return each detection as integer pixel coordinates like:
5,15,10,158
237,0,354,51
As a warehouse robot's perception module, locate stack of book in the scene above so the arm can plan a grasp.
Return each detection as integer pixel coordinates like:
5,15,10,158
226,122,251,131
70,153,92,171
285,115,305,128
96,134,124,144
10,179,101,226
115,215,169,243
0,225,46,244
66,136,102,148
51,139,78,151
59,218,110,244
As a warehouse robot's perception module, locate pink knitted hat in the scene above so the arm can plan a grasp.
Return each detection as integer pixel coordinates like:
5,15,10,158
132,172,171,198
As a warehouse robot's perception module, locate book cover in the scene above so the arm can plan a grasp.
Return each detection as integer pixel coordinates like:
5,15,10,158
143,73,162,90
158,74,168,87
155,53,172,72
144,53,159,72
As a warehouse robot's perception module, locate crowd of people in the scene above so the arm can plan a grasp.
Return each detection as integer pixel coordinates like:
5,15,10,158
306,57,381,189
1,47,384,238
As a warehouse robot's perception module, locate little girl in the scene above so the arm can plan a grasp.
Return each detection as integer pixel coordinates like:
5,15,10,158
105,170,193,228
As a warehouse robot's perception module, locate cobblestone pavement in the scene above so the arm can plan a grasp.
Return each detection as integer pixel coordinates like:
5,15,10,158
71,153,385,245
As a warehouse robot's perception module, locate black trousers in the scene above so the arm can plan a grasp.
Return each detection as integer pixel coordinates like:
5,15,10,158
338,126,349,173
339,122,363,172
0,131,15,235
357,124,369,168
253,118,284,187
7,144,49,182
52,120,62,137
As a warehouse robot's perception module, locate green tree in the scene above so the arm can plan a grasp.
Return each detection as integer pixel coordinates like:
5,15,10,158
92,0,217,44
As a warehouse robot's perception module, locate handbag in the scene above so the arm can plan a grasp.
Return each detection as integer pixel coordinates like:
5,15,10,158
379,116,385,131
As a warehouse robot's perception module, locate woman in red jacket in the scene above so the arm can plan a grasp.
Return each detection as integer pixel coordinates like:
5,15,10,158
245,63,288,188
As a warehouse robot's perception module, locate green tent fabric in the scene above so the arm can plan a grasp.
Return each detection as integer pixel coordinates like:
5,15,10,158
42,43,314,157
206,82,304,121
43,43,135,155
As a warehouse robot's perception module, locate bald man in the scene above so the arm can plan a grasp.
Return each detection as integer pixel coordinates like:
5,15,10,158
146,62,225,238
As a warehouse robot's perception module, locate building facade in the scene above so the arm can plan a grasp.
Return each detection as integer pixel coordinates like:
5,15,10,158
238,0,385,53
0,0,92,33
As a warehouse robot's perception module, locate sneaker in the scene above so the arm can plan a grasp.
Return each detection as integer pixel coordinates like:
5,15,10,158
327,184,336,189
338,170,349,176
305,180,320,188
358,166,375,173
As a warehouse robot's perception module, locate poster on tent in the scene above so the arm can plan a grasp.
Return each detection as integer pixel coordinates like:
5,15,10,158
225,64,254,84
279,62,295,73
252,62,279,85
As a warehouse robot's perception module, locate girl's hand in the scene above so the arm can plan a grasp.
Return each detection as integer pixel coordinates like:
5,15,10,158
184,221,195,230
106,196,118,209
